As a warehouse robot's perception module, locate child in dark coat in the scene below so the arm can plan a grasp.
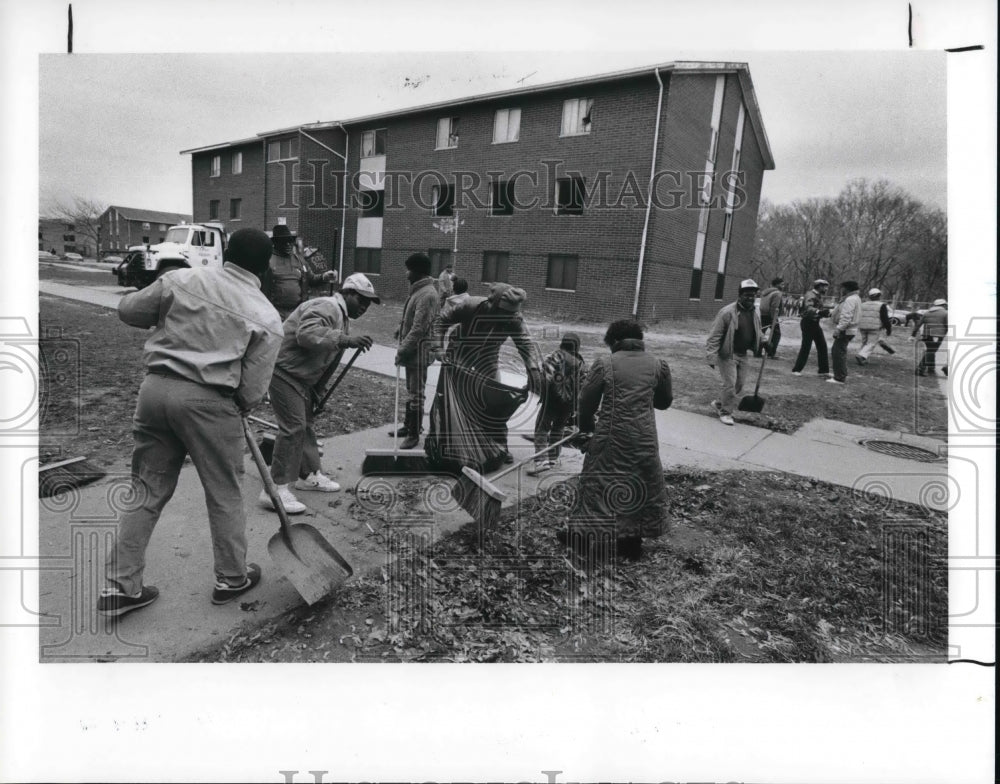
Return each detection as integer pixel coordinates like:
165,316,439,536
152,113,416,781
528,333,587,475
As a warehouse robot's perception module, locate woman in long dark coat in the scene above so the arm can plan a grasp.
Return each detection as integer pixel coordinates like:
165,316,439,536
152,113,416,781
565,319,672,560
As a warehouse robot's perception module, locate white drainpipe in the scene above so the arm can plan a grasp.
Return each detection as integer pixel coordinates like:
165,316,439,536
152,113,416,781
335,123,349,282
632,67,665,317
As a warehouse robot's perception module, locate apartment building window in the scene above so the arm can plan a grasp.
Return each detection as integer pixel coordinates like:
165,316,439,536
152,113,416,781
142,236,150,244
359,189,385,218
232,151,243,175
62,234,75,241
708,129,719,164
435,117,459,149
689,268,703,300
210,155,221,177
230,198,242,220
428,249,453,276
159,224,167,231
546,254,578,291
209,200,220,220
354,248,381,274
361,129,386,157
482,251,510,283
560,98,593,136
493,108,521,144
714,273,727,301
555,176,586,216
431,183,455,217
722,212,733,241
267,137,299,162
489,180,516,216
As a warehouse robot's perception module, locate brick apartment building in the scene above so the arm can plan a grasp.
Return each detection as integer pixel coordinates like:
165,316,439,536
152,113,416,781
38,217,93,257
98,206,193,254
183,61,774,321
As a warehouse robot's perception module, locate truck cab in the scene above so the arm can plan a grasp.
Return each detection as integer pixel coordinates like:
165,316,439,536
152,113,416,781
114,222,227,289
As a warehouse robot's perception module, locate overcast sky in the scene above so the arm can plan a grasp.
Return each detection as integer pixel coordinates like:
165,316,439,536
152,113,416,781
38,50,946,216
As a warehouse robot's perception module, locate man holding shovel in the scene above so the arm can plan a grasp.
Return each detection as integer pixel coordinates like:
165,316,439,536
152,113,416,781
99,228,283,617
261,273,379,514
706,279,762,426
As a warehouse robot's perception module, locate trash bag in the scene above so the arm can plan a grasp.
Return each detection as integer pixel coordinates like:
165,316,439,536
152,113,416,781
425,363,528,473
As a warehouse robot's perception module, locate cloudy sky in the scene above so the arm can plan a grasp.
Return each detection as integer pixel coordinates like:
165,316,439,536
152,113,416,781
39,49,947,216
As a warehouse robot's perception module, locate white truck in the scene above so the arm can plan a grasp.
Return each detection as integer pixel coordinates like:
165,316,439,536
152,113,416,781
114,222,227,289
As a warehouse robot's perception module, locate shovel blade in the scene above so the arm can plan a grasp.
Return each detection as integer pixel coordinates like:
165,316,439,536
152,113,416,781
267,523,353,605
737,395,765,413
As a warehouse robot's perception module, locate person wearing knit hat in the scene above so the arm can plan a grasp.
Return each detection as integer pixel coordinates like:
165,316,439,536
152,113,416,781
706,279,762,425
792,278,833,377
855,288,895,366
429,281,542,467
527,331,587,476
911,298,949,376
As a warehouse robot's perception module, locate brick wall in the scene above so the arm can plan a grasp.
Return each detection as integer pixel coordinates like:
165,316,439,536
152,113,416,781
192,141,266,230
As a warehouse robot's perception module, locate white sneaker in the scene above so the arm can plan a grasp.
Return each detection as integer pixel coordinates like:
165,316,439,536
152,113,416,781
719,413,735,426
259,485,306,514
791,372,802,376
826,377,844,384
295,472,341,492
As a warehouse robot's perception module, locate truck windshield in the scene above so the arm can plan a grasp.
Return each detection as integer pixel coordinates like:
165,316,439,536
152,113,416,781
164,228,189,243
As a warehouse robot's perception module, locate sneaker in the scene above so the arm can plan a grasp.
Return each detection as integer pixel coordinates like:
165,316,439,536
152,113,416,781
97,585,160,618
719,413,735,426
501,452,515,465
821,372,834,378
791,371,802,376
211,563,262,605
827,377,844,384
295,472,341,492
526,462,553,477
259,485,306,514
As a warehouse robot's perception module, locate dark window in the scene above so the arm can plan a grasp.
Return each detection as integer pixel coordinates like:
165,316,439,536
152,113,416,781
722,212,733,240
359,189,385,218
62,234,75,241
142,236,150,244
546,254,578,290
209,200,220,220
714,272,726,300
427,249,453,276
230,198,242,220
267,137,299,162
482,251,510,283
489,180,515,216
431,183,455,216
361,129,387,157
555,176,585,216
353,248,381,274
689,268,703,300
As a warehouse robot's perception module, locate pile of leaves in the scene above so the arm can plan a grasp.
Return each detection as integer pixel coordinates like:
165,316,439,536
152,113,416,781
195,470,947,663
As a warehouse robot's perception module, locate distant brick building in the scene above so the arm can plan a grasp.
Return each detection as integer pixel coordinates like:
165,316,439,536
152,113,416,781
98,206,193,254
183,61,774,321
38,217,95,257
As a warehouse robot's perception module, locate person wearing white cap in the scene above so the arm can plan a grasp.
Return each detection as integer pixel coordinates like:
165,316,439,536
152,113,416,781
706,279,762,425
260,272,379,514
911,298,949,376
791,278,833,377
855,288,896,365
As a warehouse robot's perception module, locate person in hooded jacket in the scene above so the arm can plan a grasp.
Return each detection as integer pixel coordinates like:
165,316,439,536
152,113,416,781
562,319,673,562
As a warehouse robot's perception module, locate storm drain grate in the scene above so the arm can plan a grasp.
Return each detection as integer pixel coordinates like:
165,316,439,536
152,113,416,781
858,439,943,462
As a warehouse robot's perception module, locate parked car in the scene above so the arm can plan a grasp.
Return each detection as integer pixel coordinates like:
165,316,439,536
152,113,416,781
61,252,84,261
888,308,909,326
100,254,124,265
38,250,57,260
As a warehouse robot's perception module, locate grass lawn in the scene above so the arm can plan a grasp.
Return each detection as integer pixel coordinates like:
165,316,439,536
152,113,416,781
188,469,946,663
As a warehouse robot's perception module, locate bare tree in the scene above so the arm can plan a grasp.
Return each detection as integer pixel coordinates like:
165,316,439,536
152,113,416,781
42,195,107,257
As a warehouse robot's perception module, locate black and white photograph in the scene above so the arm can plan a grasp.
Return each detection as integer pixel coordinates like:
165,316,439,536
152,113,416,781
1,1,995,782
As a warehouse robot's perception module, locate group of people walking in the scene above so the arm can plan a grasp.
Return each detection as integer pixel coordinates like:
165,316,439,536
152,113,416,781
705,275,948,427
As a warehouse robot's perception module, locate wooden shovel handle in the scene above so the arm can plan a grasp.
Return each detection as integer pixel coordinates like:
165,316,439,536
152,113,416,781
490,429,581,482
242,416,293,537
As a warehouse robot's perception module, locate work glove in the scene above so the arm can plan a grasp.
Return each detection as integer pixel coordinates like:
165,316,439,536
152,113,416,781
344,334,374,351
321,270,338,283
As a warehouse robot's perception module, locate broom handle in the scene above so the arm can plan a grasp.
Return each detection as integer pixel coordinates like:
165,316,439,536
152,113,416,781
242,416,293,537
490,429,580,482
393,364,401,455
247,414,278,430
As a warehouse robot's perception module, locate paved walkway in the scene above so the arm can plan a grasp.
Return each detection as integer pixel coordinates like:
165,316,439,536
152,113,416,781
35,281,950,661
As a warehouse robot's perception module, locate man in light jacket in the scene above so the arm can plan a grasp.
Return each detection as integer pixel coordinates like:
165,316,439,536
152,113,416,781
706,279,762,425
828,280,862,384
855,288,895,365
262,273,378,513
911,298,949,376
392,253,441,449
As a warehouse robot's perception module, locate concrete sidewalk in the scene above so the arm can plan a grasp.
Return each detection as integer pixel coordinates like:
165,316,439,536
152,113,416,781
36,281,949,661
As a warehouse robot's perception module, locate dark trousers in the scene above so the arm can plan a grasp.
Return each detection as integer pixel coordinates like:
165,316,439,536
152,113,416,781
919,337,944,373
831,333,854,382
533,396,574,465
756,319,781,358
403,362,429,419
793,319,829,374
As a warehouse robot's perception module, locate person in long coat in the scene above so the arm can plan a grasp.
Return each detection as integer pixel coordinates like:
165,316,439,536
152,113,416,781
565,319,673,561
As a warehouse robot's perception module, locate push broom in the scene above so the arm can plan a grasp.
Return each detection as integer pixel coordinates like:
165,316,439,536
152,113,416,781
360,364,431,475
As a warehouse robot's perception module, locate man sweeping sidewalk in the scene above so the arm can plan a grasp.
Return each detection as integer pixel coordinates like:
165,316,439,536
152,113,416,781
99,228,283,617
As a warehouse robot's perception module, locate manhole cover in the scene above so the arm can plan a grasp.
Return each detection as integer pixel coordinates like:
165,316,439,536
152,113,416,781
858,439,943,462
